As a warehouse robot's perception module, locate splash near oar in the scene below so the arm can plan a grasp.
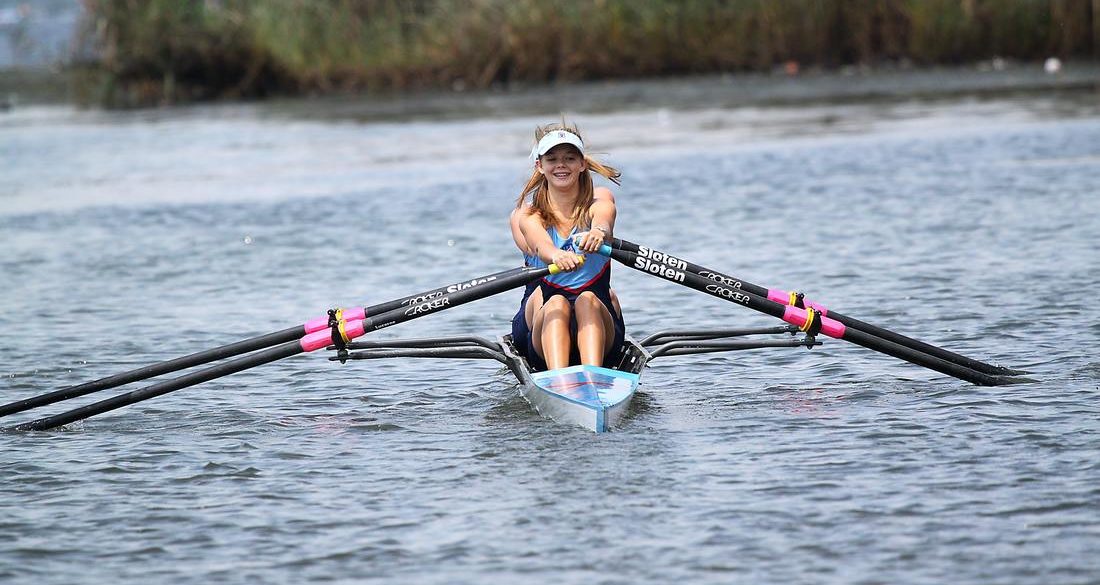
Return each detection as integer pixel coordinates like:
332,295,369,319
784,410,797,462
608,237,1026,376
10,264,560,431
0,267,528,419
596,243,1032,387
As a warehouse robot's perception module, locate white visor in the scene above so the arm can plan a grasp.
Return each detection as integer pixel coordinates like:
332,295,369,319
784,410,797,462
530,130,584,161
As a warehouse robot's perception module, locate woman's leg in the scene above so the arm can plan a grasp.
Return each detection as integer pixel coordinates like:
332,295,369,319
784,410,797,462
532,294,573,370
574,291,614,366
524,286,544,330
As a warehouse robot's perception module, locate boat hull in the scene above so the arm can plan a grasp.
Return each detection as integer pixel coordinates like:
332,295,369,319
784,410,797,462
501,335,648,432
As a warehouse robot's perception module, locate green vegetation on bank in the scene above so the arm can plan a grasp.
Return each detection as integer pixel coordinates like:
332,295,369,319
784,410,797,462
78,0,1100,107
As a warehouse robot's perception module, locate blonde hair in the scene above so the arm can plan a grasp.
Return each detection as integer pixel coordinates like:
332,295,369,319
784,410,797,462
516,120,621,231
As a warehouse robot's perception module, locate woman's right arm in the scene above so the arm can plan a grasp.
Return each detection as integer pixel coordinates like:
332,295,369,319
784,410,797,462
509,208,532,255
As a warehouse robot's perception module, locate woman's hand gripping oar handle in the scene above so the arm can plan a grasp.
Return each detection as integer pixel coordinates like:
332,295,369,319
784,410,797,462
597,244,1033,386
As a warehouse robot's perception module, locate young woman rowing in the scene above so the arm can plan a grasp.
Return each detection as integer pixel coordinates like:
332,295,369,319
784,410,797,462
510,122,625,371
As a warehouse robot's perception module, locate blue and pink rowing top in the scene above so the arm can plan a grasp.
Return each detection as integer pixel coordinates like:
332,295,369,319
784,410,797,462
511,225,626,370
524,226,612,293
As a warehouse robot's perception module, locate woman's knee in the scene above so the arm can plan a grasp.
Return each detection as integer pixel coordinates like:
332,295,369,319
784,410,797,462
539,294,572,319
574,291,603,315
575,293,612,329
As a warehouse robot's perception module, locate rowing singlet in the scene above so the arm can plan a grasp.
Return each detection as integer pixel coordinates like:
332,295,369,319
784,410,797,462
511,226,625,370
529,226,612,292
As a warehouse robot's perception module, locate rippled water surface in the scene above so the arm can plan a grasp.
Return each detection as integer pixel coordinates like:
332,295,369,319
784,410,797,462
2,79,1099,584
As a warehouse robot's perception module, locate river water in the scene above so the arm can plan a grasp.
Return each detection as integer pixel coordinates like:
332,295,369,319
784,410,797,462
2,74,1099,584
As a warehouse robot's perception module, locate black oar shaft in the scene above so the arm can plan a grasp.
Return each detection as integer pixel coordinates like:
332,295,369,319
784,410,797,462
605,246,1027,386
0,326,302,418
611,238,1023,376
13,265,550,431
355,266,551,334
838,327,1023,386
0,267,529,418
360,267,525,316
824,312,1023,375
15,343,304,431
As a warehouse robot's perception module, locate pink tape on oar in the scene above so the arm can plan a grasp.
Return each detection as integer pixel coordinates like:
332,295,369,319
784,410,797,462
303,307,368,334
781,306,846,338
767,289,829,315
303,315,329,334
299,319,368,352
341,319,366,342
342,307,366,322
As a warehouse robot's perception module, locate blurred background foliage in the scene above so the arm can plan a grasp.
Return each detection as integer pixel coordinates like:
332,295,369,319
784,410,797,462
75,0,1100,106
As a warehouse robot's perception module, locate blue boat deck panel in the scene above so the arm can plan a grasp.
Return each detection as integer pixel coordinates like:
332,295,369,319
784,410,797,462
530,365,637,410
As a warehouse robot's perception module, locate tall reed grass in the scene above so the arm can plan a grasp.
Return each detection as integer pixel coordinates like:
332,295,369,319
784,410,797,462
77,0,1100,106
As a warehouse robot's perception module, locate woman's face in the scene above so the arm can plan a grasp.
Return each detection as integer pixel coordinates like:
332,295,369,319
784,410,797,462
538,145,586,191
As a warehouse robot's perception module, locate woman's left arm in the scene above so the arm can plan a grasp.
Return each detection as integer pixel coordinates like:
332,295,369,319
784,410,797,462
577,187,616,252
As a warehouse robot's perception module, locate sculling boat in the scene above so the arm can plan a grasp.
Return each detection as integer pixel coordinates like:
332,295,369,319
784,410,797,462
336,326,815,432
3,236,1028,434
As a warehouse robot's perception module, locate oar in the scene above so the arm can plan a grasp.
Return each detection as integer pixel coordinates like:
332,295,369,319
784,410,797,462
609,237,1026,376
0,267,528,419
11,263,562,431
597,244,1032,386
